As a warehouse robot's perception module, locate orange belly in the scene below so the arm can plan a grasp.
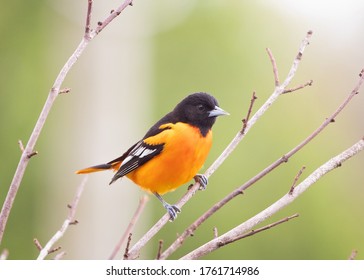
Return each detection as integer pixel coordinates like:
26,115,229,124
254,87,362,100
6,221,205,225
126,122,212,194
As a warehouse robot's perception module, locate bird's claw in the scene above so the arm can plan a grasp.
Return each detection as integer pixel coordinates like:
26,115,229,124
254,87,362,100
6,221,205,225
164,204,181,222
194,174,208,190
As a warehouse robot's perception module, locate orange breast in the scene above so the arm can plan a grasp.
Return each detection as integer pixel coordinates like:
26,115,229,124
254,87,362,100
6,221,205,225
126,122,212,194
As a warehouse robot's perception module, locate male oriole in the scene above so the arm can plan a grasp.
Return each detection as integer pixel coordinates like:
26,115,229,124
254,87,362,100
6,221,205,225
76,92,228,221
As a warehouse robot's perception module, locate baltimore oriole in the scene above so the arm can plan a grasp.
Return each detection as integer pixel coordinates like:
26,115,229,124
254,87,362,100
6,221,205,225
76,92,228,221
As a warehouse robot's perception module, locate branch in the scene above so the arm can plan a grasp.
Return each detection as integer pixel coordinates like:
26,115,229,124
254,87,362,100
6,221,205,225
0,0,134,245
126,30,313,260
108,195,149,260
220,213,299,246
181,137,364,259
241,91,257,134
91,1,134,37
85,0,93,38
37,176,87,260
156,240,164,260
289,166,306,195
159,67,364,259
123,233,133,260
266,48,280,86
283,79,313,94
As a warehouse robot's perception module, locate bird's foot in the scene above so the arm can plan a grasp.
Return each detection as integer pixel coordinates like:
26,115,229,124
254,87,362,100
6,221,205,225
164,203,181,222
194,174,208,190
154,192,181,221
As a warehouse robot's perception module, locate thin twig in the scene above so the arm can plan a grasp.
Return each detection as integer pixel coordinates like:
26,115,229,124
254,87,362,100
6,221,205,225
85,0,93,38
126,30,313,260
33,238,43,251
123,233,133,259
220,213,299,246
18,140,38,158
283,80,313,94
181,137,364,259
92,0,134,37
18,140,25,152
26,151,38,159
159,68,364,260
108,195,149,260
48,246,62,255
37,176,87,260
289,166,306,195
0,0,133,245
266,47,280,86
213,227,218,238
241,91,257,134
59,88,71,95
156,240,164,260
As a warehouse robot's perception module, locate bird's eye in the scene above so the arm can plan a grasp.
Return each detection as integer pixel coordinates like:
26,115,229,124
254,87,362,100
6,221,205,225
197,104,205,112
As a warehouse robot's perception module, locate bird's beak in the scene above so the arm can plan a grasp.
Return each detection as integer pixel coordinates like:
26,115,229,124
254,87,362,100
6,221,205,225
208,105,229,117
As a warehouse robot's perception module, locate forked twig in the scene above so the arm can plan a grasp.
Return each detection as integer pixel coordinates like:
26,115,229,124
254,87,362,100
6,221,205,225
0,0,134,246
181,137,364,259
159,68,364,259
219,213,299,246
37,176,88,260
283,80,313,94
126,30,313,260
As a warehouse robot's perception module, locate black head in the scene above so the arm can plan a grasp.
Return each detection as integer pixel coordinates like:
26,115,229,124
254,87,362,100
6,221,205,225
172,92,228,136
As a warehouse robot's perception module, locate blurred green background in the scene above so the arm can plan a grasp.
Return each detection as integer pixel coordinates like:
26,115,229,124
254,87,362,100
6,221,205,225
0,0,363,260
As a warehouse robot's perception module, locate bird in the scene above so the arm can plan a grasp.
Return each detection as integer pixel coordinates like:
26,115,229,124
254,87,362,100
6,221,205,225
76,92,228,221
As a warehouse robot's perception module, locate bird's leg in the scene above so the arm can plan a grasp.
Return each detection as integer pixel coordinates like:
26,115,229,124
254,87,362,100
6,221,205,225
154,192,181,221
194,174,208,190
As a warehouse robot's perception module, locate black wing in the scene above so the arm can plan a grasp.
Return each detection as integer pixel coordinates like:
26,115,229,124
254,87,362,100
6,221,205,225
109,140,164,184
109,111,175,185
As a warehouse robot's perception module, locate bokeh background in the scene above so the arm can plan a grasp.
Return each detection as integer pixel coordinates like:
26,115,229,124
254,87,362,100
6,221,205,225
0,0,363,260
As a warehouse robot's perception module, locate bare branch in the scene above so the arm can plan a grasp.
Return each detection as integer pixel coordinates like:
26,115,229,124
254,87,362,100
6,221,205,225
219,213,299,246
126,30,313,260
0,0,134,245
213,227,218,239
266,47,280,86
18,140,38,158
283,80,313,94
37,176,88,260
47,246,62,255
241,91,257,134
85,0,93,38
18,140,25,152
26,151,38,159
156,240,164,260
203,31,313,179
289,166,306,195
91,0,134,37
159,67,364,260
59,88,71,95
108,195,149,260
123,233,133,259
181,137,364,259
33,238,43,251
